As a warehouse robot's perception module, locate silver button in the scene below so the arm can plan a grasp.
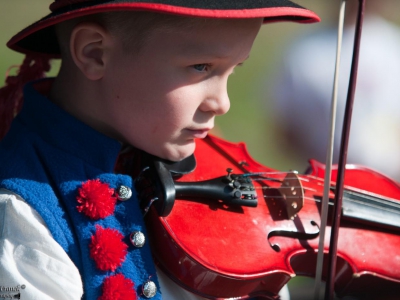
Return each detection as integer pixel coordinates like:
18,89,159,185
142,280,157,298
130,231,145,248
116,185,132,201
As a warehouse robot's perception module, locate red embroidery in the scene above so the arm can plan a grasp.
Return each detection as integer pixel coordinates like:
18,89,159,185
99,274,137,300
90,225,128,271
76,179,116,219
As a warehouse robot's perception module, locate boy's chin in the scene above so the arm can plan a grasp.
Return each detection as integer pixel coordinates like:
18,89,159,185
162,144,196,162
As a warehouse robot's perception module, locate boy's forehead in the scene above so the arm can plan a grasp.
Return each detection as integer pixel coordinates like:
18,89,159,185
145,18,262,62
148,18,262,58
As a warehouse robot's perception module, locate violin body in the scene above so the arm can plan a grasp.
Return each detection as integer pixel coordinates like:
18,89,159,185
142,135,400,299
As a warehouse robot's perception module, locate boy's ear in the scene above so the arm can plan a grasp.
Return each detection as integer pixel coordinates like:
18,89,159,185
70,22,111,80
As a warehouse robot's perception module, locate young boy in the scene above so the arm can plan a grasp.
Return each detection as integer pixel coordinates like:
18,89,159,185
0,1,318,299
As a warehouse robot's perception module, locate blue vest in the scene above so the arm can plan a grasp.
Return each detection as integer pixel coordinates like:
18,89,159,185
0,80,161,300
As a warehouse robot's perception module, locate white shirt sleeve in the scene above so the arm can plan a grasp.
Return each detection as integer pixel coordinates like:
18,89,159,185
0,189,207,300
0,189,289,300
0,189,83,300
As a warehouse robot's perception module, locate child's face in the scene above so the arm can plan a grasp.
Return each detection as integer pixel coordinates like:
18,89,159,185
102,17,262,161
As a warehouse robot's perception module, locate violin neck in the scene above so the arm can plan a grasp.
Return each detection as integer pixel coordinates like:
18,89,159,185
341,189,400,231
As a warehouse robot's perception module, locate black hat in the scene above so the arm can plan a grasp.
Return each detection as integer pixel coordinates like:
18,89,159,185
8,0,319,57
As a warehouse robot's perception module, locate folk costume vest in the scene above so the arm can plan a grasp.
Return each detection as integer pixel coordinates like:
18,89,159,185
0,79,161,300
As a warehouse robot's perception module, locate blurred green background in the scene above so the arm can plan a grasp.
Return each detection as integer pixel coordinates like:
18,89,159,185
1,1,399,299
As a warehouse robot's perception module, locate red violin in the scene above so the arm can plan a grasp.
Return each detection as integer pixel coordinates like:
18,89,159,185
134,134,400,300
131,1,397,299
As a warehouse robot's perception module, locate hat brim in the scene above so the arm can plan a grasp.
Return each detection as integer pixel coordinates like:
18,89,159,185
7,1,320,57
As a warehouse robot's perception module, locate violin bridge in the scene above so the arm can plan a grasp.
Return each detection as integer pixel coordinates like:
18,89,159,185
278,172,304,220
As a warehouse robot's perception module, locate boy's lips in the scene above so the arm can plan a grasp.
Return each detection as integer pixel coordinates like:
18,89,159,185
185,128,211,139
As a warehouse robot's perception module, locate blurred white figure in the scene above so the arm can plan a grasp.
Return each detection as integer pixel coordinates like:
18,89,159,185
272,2,400,181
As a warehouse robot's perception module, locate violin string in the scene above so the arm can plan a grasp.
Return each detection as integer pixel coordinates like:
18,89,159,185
265,194,400,212
248,174,330,187
343,195,400,212
355,193,400,207
248,174,400,208
249,173,400,207
261,195,400,218
242,171,298,177
243,171,380,194
242,172,400,215
254,185,319,193
262,194,331,204
261,192,400,213
243,171,325,182
343,190,400,207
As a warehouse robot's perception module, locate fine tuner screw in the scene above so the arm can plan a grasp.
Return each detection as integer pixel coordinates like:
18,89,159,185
226,168,233,180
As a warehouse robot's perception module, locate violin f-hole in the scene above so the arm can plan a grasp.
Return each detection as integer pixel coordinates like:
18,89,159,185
268,220,320,252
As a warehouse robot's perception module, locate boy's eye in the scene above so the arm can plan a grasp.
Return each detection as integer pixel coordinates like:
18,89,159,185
192,64,209,72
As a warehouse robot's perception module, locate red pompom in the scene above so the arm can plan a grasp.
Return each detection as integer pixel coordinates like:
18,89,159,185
99,274,137,300
76,179,117,219
89,225,128,271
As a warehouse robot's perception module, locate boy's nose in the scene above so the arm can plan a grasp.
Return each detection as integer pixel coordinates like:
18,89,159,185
200,83,230,116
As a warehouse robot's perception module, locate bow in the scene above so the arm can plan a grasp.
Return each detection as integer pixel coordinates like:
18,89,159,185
314,0,366,299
